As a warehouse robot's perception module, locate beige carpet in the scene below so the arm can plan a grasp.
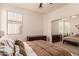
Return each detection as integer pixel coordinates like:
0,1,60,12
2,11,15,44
53,41,79,56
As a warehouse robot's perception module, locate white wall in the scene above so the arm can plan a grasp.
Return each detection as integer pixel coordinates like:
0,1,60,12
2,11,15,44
70,17,79,34
43,14,51,42
0,6,1,30
43,3,79,42
0,5,43,41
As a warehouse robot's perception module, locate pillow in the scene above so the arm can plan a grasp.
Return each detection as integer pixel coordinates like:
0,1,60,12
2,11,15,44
15,40,27,56
0,36,15,56
0,39,14,56
70,33,79,37
75,33,79,37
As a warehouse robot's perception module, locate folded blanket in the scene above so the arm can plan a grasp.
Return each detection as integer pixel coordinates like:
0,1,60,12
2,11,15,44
14,40,27,56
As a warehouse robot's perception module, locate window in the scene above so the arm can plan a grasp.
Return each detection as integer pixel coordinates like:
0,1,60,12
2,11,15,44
7,11,22,34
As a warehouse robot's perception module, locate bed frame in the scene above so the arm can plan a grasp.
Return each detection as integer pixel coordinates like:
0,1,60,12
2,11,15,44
63,39,79,47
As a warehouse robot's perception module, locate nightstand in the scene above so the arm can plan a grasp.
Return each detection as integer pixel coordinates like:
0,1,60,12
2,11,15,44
52,35,62,43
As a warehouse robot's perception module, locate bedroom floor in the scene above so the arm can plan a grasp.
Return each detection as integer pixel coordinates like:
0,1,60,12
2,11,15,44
53,41,79,56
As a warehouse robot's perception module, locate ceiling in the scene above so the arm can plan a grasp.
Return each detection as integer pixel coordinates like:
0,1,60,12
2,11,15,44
1,3,68,14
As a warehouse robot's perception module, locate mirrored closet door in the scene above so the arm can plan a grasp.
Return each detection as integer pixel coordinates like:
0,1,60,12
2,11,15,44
51,14,79,43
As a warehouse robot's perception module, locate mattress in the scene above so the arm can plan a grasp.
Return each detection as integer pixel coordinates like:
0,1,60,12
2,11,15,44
63,36,79,42
24,40,71,56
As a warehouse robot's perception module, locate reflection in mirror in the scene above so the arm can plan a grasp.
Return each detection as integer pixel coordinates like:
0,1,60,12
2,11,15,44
51,14,79,43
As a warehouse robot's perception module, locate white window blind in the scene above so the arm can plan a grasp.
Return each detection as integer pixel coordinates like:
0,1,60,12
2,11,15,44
7,11,22,34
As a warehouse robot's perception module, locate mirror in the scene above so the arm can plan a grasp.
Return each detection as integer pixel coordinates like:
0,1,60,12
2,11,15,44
51,14,79,42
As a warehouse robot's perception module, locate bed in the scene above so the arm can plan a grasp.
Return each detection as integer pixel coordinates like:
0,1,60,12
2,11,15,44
24,40,71,56
63,35,79,47
0,36,72,56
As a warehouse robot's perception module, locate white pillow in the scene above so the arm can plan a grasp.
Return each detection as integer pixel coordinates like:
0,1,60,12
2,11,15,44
0,36,15,56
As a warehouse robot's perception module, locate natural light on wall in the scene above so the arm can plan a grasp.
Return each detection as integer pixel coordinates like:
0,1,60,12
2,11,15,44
7,11,22,34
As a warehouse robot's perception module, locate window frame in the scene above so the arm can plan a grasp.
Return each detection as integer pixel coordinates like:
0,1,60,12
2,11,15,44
7,11,23,35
